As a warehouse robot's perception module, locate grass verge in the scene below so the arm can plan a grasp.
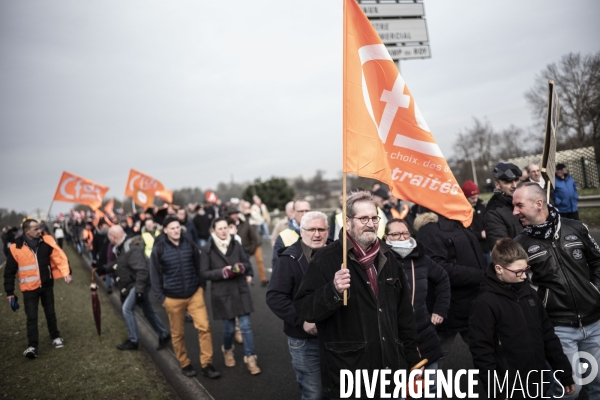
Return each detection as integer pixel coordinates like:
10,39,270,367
0,245,174,400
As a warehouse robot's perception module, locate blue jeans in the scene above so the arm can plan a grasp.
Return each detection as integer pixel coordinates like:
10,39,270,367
548,318,600,399
258,222,270,241
223,314,254,356
287,336,323,400
122,286,168,343
423,360,441,400
105,273,114,289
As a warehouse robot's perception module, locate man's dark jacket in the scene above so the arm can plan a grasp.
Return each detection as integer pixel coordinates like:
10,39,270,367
95,235,148,301
469,265,574,399
392,242,450,365
180,217,199,245
515,218,600,327
294,239,421,399
236,217,260,255
483,192,523,249
149,234,204,304
414,212,486,334
470,198,490,254
91,230,109,266
266,240,315,339
193,213,211,241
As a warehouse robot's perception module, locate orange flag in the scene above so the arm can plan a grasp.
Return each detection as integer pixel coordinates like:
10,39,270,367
343,0,472,227
53,171,110,211
103,199,115,219
125,169,173,207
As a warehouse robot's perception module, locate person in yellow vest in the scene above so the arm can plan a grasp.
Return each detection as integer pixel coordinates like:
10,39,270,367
141,217,161,258
4,219,72,359
272,199,310,267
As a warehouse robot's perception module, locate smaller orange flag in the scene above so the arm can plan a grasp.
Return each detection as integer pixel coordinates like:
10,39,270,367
53,172,109,211
104,199,115,218
125,169,172,207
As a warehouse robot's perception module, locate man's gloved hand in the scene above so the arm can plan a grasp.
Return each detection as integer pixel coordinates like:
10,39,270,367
9,295,19,312
135,293,145,305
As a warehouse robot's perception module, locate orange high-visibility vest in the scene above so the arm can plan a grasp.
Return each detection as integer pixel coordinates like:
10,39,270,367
9,234,70,292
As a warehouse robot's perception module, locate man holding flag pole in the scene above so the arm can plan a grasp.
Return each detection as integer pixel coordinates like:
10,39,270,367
292,0,479,397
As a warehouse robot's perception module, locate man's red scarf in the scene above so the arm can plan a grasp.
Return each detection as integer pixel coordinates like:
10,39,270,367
346,232,380,297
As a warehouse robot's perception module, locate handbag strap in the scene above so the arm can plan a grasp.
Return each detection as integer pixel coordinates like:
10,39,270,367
411,260,415,307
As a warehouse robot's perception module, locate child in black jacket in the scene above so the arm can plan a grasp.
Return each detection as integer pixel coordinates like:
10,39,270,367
468,238,575,399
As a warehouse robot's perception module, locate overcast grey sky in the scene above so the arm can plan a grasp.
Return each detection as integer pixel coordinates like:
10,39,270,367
1,0,599,214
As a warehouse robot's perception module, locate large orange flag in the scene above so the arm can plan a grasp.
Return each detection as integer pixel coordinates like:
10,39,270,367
343,0,472,227
53,171,110,211
124,169,173,207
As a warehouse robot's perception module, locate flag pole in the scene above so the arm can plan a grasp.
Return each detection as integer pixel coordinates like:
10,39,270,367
342,0,348,306
47,200,55,221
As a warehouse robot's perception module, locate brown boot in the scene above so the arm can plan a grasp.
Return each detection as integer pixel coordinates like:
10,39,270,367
222,345,235,367
244,354,261,375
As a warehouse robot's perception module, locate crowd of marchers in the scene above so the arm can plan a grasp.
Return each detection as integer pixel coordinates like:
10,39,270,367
2,162,599,399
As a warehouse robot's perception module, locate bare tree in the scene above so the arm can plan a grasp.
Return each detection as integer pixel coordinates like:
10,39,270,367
453,117,498,166
525,52,600,161
496,125,534,160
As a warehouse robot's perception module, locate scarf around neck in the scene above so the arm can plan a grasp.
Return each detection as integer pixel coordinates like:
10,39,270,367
523,204,561,240
346,232,380,297
211,232,231,255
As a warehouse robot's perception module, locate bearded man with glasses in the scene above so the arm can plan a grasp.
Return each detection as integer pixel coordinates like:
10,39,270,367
294,191,422,399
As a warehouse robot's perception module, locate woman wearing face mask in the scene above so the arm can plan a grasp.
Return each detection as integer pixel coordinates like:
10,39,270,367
200,217,261,375
385,219,451,399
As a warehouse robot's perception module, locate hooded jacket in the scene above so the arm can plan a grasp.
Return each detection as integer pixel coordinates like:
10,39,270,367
469,265,574,399
390,241,450,365
515,218,600,327
483,192,523,249
414,212,486,333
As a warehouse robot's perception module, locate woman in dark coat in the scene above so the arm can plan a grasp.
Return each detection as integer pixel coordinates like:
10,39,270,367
200,217,260,375
385,218,451,400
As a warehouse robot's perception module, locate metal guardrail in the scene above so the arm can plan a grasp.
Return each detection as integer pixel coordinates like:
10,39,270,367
579,195,600,208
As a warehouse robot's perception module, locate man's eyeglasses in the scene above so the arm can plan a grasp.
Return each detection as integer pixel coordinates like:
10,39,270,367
302,228,327,234
352,216,381,225
295,210,310,214
498,264,531,277
386,231,411,240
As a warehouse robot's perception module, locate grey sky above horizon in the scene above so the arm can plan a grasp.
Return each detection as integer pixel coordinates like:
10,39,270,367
1,0,599,215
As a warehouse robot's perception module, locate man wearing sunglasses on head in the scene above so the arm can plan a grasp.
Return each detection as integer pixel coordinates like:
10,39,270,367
468,238,574,399
513,182,600,399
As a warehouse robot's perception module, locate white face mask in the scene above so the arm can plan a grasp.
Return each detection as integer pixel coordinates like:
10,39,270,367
386,238,413,248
